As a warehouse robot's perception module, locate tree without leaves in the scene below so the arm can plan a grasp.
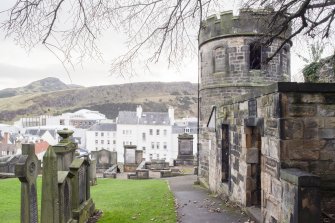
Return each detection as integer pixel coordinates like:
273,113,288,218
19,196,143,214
0,0,334,76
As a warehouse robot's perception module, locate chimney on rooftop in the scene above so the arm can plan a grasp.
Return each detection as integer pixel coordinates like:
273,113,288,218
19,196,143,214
2,132,9,144
136,105,143,119
168,107,175,125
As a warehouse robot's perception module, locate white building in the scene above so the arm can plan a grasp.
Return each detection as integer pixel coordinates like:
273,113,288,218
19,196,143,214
15,109,107,129
86,123,117,152
116,106,175,164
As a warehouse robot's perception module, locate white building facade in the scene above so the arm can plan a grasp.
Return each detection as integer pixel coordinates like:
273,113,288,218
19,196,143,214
86,123,117,152
116,106,175,164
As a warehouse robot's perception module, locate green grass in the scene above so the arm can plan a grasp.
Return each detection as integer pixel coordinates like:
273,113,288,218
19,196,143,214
0,178,176,223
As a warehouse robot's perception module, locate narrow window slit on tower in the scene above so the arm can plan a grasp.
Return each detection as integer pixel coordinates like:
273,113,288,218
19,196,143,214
250,43,261,70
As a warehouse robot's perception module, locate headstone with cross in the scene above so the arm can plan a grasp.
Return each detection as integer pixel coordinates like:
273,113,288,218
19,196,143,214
15,144,39,223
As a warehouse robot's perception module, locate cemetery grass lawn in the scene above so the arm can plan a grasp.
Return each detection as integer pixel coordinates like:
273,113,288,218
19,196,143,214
91,178,176,223
0,177,176,223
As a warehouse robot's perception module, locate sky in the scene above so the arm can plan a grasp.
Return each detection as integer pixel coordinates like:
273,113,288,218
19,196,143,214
0,1,333,90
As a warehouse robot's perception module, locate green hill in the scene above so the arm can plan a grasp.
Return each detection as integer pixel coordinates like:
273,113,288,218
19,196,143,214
0,78,198,123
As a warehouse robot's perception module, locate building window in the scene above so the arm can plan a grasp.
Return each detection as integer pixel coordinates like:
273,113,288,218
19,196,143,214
149,129,153,135
95,132,98,137
95,140,98,144
101,140,104,144
156,142,160,149
113,140,116,145
142,147,146,153
149,154,153,160
250,43,261,70
95,147,98,151
184,128,190,133
151,142,155,149
142,132,146,141
156,129,160,135
123,130,125,134
156,154,159,159
107,140,110,145
163,142,167,149
101,132,104,137
163,129,167,136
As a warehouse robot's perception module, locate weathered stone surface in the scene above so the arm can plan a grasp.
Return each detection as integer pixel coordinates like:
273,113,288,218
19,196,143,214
15,144,39,223
246,147,259,163
41,146,59,223
280,168,320,187
280,118,303,140
319,128,335,139
288,104,317,117
317,105,335,117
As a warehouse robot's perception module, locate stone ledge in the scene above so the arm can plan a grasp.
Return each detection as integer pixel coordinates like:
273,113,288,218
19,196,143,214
280,168,320,187
218,82,335,107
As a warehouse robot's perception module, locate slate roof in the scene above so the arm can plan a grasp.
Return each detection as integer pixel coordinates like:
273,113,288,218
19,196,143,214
88,123,117,131
24,129,56,138
117,111,138,124
172,121,198,134
117,111,170,125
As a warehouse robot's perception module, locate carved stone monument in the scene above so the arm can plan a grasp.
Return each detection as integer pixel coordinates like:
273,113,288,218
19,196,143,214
15,144,39,223
175,133,194,165
123,145,143,172
91,149,117,173
16,129,95,223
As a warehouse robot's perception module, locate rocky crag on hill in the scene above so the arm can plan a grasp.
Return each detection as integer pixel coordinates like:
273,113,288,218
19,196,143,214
0,77,198,123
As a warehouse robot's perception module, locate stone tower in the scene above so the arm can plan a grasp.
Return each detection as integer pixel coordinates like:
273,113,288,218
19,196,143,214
199,9,291,123
198,9,291,178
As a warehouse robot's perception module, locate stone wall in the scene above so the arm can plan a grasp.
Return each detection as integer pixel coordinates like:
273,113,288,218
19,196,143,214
206,82,335,223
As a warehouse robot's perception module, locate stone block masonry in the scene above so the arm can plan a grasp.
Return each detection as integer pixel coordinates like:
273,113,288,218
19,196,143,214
198,9,291,182
203,82,335,223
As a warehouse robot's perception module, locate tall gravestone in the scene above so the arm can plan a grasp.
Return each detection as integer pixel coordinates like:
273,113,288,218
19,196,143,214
15,129,95,223
15,144,39,223
41,146,59,223
175,133,194,165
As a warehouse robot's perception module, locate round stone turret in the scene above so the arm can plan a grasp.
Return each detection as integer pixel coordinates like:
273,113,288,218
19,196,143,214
199,9,292,121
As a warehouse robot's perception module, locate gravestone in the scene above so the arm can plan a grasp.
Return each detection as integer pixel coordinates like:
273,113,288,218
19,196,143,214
124,145,143,172
91,149,117,173
175,133,194,165
15,144,39,223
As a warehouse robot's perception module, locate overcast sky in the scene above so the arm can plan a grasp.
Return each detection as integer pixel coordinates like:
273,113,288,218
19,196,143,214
0,1,332,90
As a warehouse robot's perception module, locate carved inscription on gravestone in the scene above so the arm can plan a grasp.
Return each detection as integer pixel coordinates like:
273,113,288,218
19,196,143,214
180,141,192,155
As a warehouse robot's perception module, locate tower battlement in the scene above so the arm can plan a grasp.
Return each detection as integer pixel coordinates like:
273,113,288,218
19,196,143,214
199,8,290,46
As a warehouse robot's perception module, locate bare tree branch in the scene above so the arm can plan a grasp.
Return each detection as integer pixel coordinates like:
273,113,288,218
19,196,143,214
0,0,334,76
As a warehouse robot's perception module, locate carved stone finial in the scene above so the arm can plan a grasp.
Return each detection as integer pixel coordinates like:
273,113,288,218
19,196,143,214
57,128,74,143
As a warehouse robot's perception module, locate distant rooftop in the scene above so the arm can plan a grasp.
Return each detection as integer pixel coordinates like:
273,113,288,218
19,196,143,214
88,123,117,131
117,111,170,125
